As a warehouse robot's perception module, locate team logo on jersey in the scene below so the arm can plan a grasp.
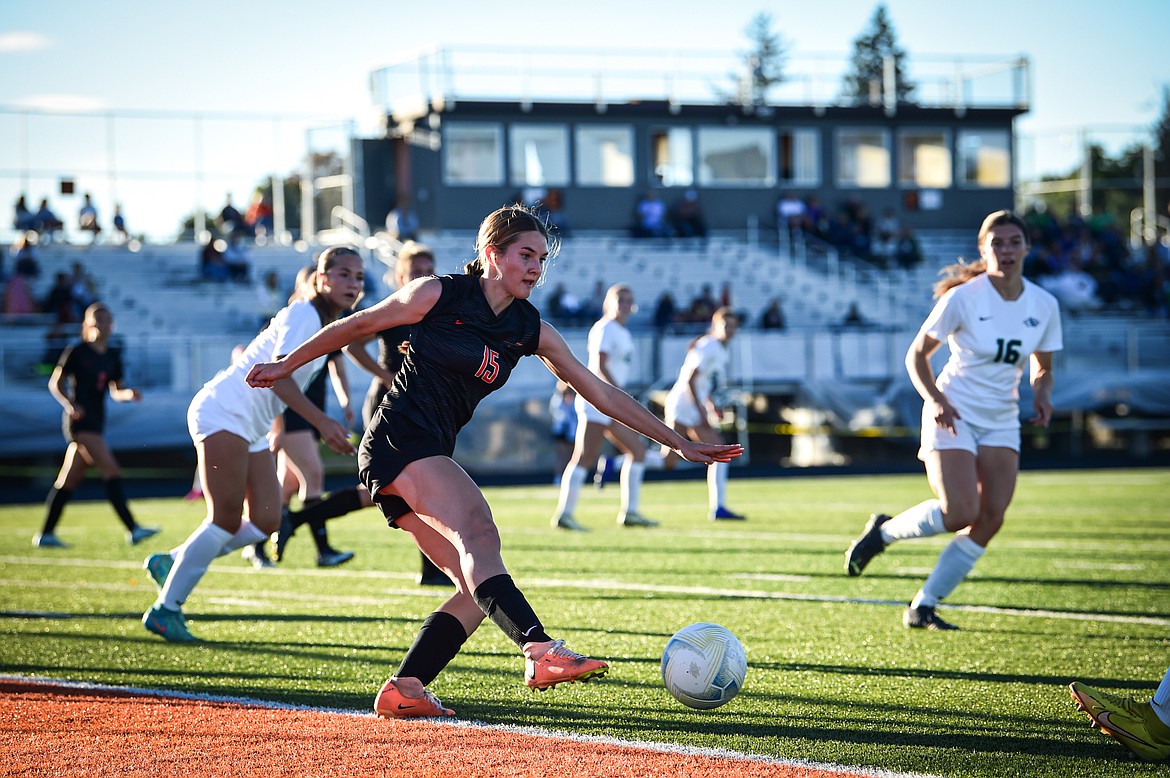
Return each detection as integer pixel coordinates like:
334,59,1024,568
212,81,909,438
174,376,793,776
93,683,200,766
1023,317,1041,327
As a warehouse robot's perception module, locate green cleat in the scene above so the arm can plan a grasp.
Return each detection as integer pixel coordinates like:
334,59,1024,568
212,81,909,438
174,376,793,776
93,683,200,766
142,603,199,643
143,553,174,590
1069,681,1170,761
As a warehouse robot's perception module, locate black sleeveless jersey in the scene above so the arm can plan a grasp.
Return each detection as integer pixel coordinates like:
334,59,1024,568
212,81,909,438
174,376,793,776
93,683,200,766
380,273,541,452
375,324,410,373
58,341,123,433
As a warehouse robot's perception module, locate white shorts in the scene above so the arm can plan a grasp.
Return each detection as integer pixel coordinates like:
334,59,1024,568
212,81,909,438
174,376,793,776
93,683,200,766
575,395,611,427
187,386,271,453
918,406,1020,460
664,394,702,430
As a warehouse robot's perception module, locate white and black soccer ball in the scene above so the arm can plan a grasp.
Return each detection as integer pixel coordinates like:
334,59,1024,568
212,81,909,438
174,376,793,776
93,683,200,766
660,622,747,710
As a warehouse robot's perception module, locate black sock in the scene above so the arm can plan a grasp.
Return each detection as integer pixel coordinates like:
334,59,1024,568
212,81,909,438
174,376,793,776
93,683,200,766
395,611,469,686
41,487,73,535
420,553,448,580
288,488,363,531
104,477,136,531
471,573,551,648
308,518,331,554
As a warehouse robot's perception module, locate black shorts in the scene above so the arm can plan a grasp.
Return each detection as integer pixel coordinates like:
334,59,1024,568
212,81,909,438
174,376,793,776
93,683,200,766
64,414,103,442
282,406,319,438
358,408,450,527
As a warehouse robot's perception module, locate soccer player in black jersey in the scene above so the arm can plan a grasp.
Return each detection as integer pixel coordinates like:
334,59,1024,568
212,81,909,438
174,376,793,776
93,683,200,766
35,302,159,548
247,203,743,718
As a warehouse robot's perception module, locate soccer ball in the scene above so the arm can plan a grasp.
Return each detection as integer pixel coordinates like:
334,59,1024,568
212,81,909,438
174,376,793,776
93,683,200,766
660,622,747,710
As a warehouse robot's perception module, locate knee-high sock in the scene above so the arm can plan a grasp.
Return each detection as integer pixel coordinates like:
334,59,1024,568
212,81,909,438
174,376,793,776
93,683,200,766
553,466,587,518
472,573,550,648
910,534,985,609
619,458,644,516
1152,666,1170,727
708,462,729,513
288,488,364,530
395,611,469,686
157,520,233,611
104,477,136,531
882,499,946,544
218,520,270,555
41,487,73,535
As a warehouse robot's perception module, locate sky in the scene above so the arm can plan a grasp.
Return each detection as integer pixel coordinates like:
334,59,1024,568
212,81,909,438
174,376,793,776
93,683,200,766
0,0,1166,242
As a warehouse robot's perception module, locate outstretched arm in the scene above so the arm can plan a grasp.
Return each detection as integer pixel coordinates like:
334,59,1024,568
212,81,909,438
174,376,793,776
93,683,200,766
247,277,440,388
535,322,742,465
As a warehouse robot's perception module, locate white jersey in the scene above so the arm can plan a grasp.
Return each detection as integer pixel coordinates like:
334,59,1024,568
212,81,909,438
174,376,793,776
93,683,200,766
921,273,1062,429
575,317,635,424
664,334,730,427
189,298,329,445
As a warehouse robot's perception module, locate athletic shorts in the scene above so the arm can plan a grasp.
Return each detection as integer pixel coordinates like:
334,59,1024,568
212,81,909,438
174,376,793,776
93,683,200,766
63,414,104,442
358,407,451,527
918,406,1020,460
575,397,611,427
282,406,319,438
664,395,702,430
187,386,271,453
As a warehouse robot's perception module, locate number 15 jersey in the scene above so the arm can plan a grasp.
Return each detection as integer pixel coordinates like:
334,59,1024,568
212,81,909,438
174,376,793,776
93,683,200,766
921,273,1062,429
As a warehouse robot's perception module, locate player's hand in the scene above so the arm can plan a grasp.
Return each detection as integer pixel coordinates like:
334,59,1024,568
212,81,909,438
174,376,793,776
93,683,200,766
677,440,743,465
1030,398,1053,428
129,388,142,402
930,397,960,436
318,418,356,455
246,361,289,388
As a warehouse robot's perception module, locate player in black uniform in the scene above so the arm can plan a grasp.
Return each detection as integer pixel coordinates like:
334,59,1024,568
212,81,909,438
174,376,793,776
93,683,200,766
35,302,160,548
246,204,743,718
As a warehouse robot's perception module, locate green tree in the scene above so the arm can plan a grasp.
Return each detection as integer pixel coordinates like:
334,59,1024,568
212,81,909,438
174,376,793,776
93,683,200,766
841,4,915,106
1154,85,1170,221
718,12,787,107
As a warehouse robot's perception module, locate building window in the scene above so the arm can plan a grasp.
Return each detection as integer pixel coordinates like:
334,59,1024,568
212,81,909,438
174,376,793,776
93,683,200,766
778,128,820,186
957,129,1011,188
509,124,569,187
651,127,693,187
443,123,503,186
898,130,952,188
836,128,890,188
697,127,774,187
575,125,634,187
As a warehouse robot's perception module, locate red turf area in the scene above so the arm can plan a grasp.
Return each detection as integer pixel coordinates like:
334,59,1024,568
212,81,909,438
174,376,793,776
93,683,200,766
0,679,871,777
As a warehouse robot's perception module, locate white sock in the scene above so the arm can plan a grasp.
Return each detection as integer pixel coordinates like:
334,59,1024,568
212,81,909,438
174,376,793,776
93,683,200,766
554,466,587,518
910,534,985,609
643,450,665,470
708,462,728,513
218,520,270,555
157,521,233,611
1152,666,1170,727
620,459,644,517
882,500,946,544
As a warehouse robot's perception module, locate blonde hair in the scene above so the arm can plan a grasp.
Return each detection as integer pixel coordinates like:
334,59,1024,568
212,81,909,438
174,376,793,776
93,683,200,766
465,203,560,282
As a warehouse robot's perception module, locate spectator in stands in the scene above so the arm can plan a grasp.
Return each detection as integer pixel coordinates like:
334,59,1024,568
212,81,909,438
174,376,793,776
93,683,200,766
760,297,785,330
546,282,582,326
200,238,229,282
217,193,249,239
1038,256,1099,314
385,200,420,242
843,210,1062,631
245,191,274,241
43,272,81,326
541,188,571,239
243,203,741,716
78,194,101,243
776,192,807,249
12,232,41,279
552,284,664,531
34,302,159,549
662,306,745,521
840,301,869,328
548,381,577,485
112,204,129,244
141,246,363,642
2,264,38,320
14,195,36,232
894,225,924,270
686,284,718,325
582,280,606,322
631,190,671,238
670,189,707,239
34,198,64,242
652,290,676,334
222,234,251,283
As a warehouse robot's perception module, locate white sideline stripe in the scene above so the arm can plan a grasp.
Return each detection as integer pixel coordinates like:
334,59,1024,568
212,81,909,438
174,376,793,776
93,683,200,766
1,556,1167,627
0,674,938,778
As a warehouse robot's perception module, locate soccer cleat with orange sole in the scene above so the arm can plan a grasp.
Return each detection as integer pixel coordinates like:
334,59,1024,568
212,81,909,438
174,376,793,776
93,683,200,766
525,639,609,691
373,679,455,719
1069,681,1170,761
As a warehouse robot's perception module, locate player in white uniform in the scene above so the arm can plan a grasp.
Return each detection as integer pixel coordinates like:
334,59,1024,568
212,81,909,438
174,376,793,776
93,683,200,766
141,247,364,642
845,210,1063,630
552,284,662,529
663,306,744,521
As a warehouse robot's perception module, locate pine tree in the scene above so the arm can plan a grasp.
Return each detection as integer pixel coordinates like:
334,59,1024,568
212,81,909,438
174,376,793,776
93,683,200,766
841,4,915,106
718,12,787,108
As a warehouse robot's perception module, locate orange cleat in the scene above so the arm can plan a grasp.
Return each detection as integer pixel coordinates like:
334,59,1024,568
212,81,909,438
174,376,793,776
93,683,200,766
373,679,455,719
524,639,609,691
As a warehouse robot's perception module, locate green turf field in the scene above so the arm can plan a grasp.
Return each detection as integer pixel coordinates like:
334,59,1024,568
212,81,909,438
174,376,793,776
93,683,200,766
2,468,1167,776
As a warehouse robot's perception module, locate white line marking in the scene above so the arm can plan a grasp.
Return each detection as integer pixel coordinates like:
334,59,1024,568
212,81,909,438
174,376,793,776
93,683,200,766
0,674,940,778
